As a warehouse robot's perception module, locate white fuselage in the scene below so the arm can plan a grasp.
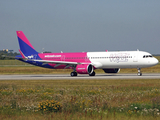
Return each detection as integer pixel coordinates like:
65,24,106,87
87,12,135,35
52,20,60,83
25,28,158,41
87,51,159,69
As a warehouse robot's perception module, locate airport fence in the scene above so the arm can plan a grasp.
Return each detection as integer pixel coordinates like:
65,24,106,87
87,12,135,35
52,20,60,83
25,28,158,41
0,60,32,66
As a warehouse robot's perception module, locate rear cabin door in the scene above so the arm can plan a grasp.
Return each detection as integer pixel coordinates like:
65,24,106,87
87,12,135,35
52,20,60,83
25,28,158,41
61,55,65,61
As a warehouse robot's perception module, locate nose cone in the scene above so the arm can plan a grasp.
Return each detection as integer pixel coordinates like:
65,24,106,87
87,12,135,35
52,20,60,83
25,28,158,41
152,58,159,66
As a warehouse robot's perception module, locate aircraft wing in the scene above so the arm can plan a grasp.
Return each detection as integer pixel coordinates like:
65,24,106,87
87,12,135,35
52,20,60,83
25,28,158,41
34,59,81,65
33,59,89,68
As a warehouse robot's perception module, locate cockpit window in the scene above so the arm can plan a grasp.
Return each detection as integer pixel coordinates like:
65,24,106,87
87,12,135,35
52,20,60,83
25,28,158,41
143,55,153,58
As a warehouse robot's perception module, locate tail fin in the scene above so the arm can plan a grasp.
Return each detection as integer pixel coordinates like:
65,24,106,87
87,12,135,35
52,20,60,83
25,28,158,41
16,31,38,56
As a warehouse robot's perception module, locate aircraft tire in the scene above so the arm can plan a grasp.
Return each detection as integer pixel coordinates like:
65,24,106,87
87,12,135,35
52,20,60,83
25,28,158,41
89,71,95,76
137,73,142,76
70,72,77,77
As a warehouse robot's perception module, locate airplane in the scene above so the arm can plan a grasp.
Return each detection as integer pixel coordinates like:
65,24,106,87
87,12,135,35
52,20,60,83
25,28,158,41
15,31,159,76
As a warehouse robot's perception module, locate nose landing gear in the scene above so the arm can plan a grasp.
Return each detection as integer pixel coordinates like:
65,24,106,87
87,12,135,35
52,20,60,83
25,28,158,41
137,68,142,76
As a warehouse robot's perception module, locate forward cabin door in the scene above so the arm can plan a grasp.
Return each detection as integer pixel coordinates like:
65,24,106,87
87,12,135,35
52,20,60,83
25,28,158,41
133,52,138,62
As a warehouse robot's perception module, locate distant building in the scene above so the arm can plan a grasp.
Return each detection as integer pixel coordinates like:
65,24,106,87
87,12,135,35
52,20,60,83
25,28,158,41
3,49,8,52
2,49,14,53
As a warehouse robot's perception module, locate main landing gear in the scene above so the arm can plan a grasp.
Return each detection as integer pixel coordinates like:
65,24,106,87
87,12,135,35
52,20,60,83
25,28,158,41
89,71,95,76
137,68,142,76
70,71,96,77
70,66,77,77
70,72,77,77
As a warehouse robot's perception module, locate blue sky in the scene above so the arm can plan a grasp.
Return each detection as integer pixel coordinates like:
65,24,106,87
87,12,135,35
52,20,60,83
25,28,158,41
1,1,160,54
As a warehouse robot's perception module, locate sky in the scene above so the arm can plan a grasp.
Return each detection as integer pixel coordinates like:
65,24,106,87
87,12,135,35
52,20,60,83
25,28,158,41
0,1,160,54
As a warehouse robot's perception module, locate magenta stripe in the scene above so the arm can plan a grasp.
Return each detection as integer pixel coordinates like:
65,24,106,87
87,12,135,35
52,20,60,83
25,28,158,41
38,52,91,63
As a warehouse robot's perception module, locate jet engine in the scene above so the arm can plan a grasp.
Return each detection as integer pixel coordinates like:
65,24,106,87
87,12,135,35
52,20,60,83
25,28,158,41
76,64,94,74
103,68,120,73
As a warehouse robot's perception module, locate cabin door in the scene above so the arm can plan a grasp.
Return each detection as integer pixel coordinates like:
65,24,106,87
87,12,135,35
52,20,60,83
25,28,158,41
133,53,138,62
61,55,65,61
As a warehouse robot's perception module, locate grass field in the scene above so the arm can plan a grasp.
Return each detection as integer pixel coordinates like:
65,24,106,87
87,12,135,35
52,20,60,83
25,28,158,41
0,65,160,75
0,65,159,76
0,60,30,66
0,79,160,119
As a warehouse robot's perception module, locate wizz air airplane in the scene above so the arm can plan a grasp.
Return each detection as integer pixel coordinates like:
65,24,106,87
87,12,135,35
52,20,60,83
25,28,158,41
16,31,159,76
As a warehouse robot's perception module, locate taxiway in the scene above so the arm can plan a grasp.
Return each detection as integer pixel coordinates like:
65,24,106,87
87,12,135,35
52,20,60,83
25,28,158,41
0,73,160,80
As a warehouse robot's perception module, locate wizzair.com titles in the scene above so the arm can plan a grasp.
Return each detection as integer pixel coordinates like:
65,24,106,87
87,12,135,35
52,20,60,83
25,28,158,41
44,55,61,58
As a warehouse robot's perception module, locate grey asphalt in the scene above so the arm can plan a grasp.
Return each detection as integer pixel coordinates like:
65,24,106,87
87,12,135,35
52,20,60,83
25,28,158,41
0,73,160,80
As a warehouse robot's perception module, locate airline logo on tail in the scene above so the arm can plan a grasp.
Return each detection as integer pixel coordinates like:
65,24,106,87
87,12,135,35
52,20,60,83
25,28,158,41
17,31,39,56
17,31,41,60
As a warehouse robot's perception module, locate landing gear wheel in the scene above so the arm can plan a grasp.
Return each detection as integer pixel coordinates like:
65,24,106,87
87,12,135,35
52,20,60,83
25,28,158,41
70,72,77,77
137,72,142,76
89,71,95,76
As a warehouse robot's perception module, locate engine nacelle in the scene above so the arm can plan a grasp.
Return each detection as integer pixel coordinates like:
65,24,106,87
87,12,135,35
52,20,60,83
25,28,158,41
103,68,120,73
76,64,94,74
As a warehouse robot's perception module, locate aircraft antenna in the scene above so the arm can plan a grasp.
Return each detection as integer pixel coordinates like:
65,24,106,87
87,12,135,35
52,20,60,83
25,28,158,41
42,48,44,53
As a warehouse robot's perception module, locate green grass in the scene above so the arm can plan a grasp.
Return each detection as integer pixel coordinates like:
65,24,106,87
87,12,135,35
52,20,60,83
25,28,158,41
0,60,30,66
0,66,73,74
0,79,160,119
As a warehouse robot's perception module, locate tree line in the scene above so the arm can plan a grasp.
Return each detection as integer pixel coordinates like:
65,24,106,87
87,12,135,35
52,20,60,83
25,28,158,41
0,51,20,60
